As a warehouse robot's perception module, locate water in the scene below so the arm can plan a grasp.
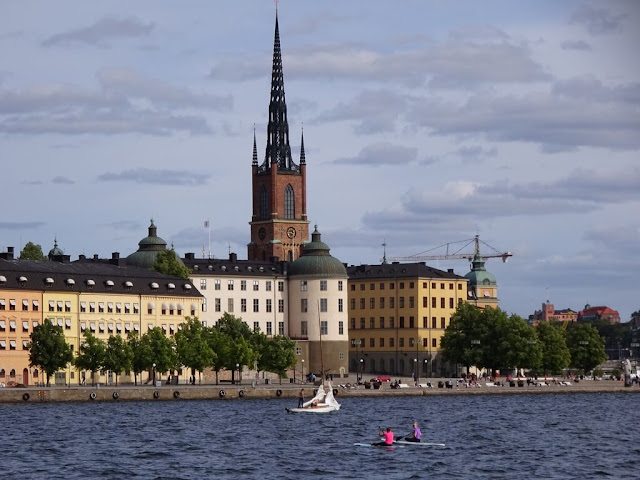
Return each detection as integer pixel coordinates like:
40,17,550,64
1,393,636,479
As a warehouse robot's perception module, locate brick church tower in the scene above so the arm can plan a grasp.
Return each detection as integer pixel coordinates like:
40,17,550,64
248,12,309,262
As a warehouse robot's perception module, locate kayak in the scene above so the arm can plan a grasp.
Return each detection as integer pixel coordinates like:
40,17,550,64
354,442,398,449
394,440,445,447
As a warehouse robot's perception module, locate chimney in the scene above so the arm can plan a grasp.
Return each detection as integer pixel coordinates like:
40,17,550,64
79,254,86,261
0,247,14,260
229,252,237,262
448,268,454,273
185,252,195,260
93,254,99,260
112,252,120,259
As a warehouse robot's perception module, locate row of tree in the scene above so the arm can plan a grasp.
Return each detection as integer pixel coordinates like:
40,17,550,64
440,303,608,376
28,313,297,386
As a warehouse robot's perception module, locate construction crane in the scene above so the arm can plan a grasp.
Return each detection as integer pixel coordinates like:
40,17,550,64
388,235,512,263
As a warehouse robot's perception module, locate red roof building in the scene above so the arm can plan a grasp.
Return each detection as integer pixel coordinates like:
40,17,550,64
578,304,620,324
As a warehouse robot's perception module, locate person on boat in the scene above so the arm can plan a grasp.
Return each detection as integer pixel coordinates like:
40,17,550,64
298,388,304,408
373,427,394,446
404,421,421,442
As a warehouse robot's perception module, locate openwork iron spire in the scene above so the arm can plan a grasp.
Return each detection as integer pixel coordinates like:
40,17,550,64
300,127,306,165
260,11,298,173
252,125,258,166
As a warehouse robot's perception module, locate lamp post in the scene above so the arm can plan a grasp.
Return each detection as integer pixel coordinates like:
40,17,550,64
301,359,305,383
411,339,420,383
424,358,428,381
351,339,362,382
470,339,480,378
359,358,364,383
235,363,240,385
152,363,156,386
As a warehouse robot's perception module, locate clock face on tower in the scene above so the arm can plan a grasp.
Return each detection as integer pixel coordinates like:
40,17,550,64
286,227,296,239
258,228,266,240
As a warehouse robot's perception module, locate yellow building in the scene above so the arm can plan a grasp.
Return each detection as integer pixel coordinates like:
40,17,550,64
347,262,468,380
0,248,203,386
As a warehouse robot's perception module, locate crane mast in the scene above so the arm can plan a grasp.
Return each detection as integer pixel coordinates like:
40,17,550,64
388,235,512,263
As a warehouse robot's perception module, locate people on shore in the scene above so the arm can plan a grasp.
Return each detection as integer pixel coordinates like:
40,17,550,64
404,421,421,442
373,426,394,446
298,388,304,408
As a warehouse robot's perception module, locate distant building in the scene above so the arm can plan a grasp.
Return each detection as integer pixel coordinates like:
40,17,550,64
578,304,620,324
531,301,578,325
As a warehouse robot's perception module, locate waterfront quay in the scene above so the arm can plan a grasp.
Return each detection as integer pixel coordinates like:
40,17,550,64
1,377,637,403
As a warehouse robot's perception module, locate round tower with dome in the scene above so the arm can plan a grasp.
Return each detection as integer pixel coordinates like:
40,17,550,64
464,242,500,309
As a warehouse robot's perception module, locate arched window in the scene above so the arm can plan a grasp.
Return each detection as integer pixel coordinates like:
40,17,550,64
260,187,268,220
284,184,295,219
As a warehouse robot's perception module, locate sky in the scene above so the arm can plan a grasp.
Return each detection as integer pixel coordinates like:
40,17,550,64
1,1,639,322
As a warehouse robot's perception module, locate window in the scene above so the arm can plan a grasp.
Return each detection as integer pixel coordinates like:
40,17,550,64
369,338,375,348
441,298,445,309
266,299,272,313
200,279,207,290
379,297,385,309
125,303,130,314
253,321,259,331
64,319,71,330
338,321,344,335
440,283,445,289
360,318,365,329
22,321,29,332
441,317,445,328
389,297,395,308
266,321,273,336
389,317,395,328
370,298,375,309
57,301,63,312
350,299,355,310
350,284,356,291
215,298,221,312
32,300,39,312
320,298,327,312
107,302,113,313
80,302,86,313
227,280,234,291
359,284,365,291
369,317,375,329
350,318,356,329
10,299,16,311
458,283,463,290
432,282,436,289
338,281,343,291
116,303,122,314
409,317,415,328
278,299,284,313
380,317,385,329
379,338,385,347
301,299,308,313
284,184,295,219
423,317,428,328
399,282,404,289
432,297,436,308
320,321,328,336
241,299,247,313
22,300,28,311
98,302,105,313
227,298,234,313
301,321,308,336
423,297,428,308
338,298,343,312
432,317,437,328
389,338,395,348
359,299,365,309
278,281,284,292
409,297,415,308
90,302,96,313
260,186,268,220
253,299,259,313
278,321,284,335
399,338,405,348
400,317,405,328
300,281,307,292
215,279,221,290
0,300,4,311
266,281,272,292
432,338,437,348
241,280,247,291
320,280,327,291
410,282,414,289
133,303,139,314
449,283,454,290
449,298,454,308
253,280,259,291
390,283,395,290
399,297,405,308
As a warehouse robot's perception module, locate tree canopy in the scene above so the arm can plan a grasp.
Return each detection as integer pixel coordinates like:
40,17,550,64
152,249,191,279
566,323,608,373
103,335,133,386
20,241,47,260
74,331,106,385
536,322,570,375
28,321,73,386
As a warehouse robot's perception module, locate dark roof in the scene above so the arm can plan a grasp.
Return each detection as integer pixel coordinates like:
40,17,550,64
347,262,466,281
0,258,201,298
182,253,287,277
288,227,346,278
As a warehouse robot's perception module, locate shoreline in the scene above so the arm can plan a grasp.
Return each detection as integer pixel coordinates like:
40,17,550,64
2,378,638,403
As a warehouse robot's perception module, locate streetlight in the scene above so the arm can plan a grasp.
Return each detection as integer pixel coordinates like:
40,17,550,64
359,358,363,383
152,363,156,386
470,340,480,379
352,339,362,381
413,358,417,385
424,358,428,381
235,363,240,385
301,359,305,383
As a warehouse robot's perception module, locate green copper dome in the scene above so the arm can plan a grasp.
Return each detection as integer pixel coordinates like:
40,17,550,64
464,253,497,286
126,219,180,269
48,238,64,259
288,226,347,278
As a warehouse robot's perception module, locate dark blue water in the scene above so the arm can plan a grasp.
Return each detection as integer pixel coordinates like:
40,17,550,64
1,393,636,479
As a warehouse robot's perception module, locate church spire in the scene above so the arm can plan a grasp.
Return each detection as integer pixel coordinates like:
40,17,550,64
260,9,297,173
252,125,258,166
300,127,306,165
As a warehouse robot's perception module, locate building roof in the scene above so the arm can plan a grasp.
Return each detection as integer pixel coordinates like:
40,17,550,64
464,253,497,286
0,257,201,298
347,261,466,281
125,219,171,269
182,252,286,277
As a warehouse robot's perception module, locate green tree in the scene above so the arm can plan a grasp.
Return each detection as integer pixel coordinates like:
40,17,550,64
146,327,178,381
502,314,542,373
74,331,106,386
103,335,133,386
205,326,232,385
28,321,74,386
536,322,570,375
257,335,296,381
175,317,215,384
152,249,191,279
20,241,47,260
566,323,608,374
128,331,153,385
440,302,486,374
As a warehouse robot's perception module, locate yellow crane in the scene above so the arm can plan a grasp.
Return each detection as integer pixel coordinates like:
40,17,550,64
388,235,512,264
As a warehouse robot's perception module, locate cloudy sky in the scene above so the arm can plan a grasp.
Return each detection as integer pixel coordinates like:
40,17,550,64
1,1,639,321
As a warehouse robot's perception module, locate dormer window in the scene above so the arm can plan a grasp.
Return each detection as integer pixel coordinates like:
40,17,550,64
105,280,114,289
124,281,133,290
150,282,159,290
208,265,213,271
66,278,75,287
167,283,175,290
45,278,54,287
234,266,239,272
183,284,192,291
221,266,226,271
0,275,6,284
18,276,27,285
86,279,95,290
193,265,199,270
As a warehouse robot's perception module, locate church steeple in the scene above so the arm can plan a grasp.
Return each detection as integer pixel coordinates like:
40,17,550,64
252,125,258,166
300,127,306,165
260,10,297,173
